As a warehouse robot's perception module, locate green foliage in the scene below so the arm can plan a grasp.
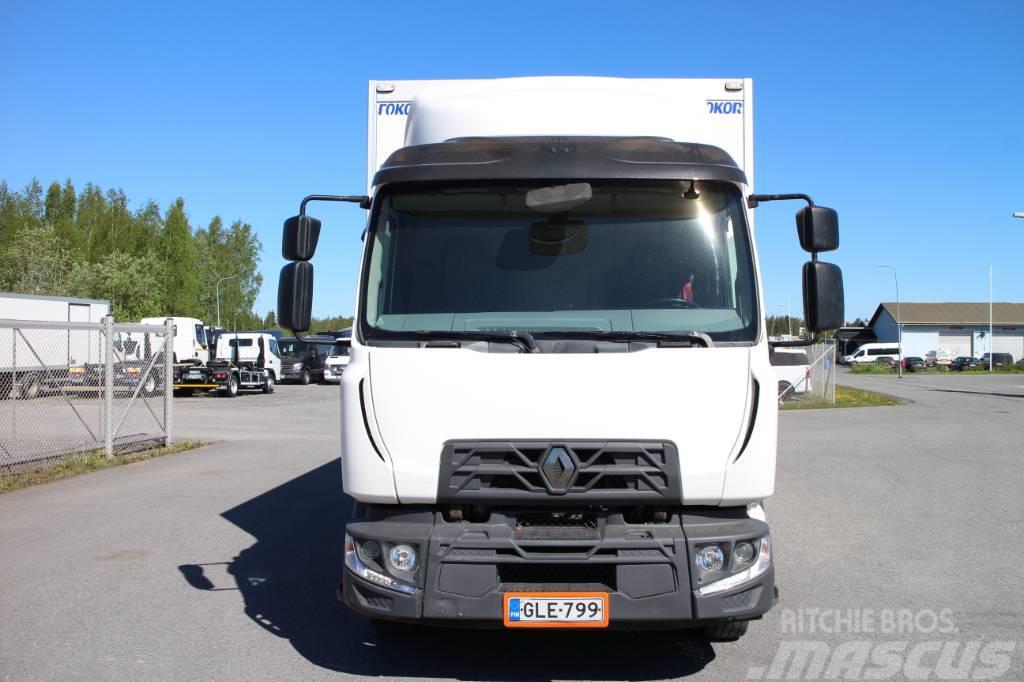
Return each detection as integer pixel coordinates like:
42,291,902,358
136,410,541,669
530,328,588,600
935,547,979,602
0,178,271,326
67,252,165,321
160,198,200,316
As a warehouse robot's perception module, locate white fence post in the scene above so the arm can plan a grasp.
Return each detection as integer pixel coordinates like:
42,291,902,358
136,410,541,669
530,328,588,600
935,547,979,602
164,318,174,448
104,315,114,457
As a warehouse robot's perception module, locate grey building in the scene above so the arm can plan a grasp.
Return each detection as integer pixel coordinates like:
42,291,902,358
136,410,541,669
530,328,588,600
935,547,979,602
868,302,1024,360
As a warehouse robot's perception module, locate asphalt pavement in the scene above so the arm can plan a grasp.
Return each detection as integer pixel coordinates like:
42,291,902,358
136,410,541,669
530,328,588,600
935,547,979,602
0,373,1021,680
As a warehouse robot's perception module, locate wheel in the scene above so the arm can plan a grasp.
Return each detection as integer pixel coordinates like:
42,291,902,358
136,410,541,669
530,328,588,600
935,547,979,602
220,375,239,397
143,374,157,396
777,381,793,401
702,620,749,641
300,369,311,385
262,373,275,394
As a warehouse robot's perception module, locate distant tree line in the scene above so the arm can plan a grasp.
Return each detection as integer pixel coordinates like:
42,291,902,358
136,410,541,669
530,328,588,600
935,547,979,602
0,178,263,325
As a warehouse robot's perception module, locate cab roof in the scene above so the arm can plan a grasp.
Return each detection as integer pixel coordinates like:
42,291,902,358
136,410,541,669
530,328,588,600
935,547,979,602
373,136,746,188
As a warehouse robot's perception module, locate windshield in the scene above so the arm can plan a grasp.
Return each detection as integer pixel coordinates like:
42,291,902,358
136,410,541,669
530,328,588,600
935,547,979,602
360,181,758,343
277,340,305,356
331,341,351,357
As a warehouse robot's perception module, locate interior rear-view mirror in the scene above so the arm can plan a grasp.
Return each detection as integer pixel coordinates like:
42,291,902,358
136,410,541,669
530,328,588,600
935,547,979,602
802,261,844,332
528,219,588,256
796,206,839,253
282,215,322,261
278,261,314,332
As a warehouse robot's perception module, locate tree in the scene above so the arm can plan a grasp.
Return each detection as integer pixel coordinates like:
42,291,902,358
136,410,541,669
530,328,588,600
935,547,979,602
0,221,71,295
67,252,164,321
159,198,200,316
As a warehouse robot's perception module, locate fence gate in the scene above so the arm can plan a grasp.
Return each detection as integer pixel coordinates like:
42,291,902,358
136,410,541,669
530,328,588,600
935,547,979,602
0,317,174,472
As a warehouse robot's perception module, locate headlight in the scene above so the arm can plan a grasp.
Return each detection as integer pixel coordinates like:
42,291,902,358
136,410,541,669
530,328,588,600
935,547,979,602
697,535,771,596
387,544,417,573
292,362,303,370
344,535,416,595
696,545,724,571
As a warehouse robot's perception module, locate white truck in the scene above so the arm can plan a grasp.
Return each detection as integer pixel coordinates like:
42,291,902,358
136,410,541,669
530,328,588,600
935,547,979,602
276,77,844,638
140,316,209,364
0,293,110,399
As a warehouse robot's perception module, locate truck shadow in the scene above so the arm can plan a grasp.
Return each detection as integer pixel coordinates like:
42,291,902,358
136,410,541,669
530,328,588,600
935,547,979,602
179,459,715,679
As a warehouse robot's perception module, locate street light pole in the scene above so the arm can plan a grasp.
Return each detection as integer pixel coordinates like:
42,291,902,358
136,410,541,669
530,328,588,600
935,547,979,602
874,265,902,378
989,263,993,372
777,302,793,338
215,275,239,329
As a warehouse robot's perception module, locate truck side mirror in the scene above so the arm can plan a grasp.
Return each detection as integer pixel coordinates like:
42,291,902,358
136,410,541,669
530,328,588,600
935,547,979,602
278,262,313,332
796,206,839,253
802,261,844,332
282,215,321,261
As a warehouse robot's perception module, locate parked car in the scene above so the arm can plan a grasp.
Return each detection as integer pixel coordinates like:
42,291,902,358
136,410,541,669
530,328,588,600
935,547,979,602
323,338,352,383
902,356,925,372
950,356,981,371
925,349,954,367
277,335,336,384
978,352,1014,368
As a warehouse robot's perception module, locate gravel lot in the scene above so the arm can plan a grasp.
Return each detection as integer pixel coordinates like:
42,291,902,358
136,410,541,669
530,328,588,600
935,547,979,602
0,374,1021,680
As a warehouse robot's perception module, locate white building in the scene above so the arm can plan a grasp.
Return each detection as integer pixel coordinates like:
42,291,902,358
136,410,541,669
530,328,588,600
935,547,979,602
868,302,1024,360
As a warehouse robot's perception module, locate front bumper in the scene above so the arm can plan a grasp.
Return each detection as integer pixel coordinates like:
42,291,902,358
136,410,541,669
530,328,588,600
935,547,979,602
323,367,344,383
341,507,775,629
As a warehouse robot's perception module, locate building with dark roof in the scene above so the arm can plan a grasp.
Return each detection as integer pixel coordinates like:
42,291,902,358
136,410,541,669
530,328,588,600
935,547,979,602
867,302,1024,360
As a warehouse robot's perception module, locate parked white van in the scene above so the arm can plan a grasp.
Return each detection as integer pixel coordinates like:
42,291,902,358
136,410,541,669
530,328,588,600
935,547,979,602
140,316,209,364
215,332,282,381
322,338,351,383
841,343,901,365
770,348,811,400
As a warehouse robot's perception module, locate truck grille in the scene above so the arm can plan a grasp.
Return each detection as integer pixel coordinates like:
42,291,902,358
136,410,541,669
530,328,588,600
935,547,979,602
437,441,680,504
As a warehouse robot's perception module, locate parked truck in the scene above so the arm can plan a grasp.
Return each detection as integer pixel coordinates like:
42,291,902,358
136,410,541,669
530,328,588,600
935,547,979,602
0,293,110,399
276,77,844,638
172,331,278,397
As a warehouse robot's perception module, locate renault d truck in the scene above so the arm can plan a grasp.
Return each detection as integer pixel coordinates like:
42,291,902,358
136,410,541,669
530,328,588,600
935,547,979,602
277,78,844,639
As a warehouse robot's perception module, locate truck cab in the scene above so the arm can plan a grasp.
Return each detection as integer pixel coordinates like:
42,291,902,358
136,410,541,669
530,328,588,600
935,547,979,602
277,78,844,638
141,316,209,364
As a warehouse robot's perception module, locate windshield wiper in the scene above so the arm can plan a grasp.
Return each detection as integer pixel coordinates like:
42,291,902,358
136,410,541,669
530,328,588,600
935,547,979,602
532,330,713,348
414,330,539,353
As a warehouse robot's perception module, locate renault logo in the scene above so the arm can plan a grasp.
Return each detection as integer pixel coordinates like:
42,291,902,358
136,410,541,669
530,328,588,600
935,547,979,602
541,447,576,491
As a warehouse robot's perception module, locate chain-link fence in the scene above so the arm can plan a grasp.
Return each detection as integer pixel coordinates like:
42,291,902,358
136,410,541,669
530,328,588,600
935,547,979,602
0,317,173,472
775,342,836,405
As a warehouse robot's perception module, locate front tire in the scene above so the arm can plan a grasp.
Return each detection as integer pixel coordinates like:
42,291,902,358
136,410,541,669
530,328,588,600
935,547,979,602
262,373,275,394
300,369,311,385
702,620,749,641
143,374,157,397
777,380,793,402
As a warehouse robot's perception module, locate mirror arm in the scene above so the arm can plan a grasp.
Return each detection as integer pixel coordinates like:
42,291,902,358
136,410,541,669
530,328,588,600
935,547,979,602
300,194,371,214
747,193,814,209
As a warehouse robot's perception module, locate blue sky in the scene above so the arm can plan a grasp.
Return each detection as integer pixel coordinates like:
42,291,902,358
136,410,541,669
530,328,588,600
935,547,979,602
2,1,1022,322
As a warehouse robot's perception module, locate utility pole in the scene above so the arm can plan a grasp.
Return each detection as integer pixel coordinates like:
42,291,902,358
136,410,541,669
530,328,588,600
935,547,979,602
989,263,993,372
874,265,902,378
216,275,239,329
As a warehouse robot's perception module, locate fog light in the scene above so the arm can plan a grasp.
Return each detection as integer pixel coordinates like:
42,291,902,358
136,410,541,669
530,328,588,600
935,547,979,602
696,545,724,571
734,541,755,564
387,544,417,573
